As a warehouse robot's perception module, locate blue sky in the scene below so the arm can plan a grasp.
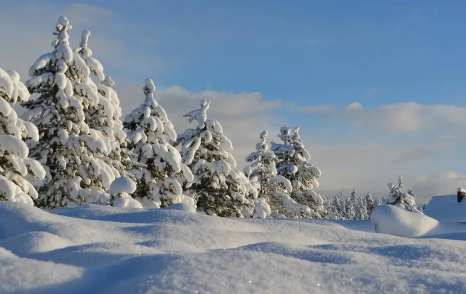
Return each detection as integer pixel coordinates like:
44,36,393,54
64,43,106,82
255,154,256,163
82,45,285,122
2,0,466,202
62,0,466,107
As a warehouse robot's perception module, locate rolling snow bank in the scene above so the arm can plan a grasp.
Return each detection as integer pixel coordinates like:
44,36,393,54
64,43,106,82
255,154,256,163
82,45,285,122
1,203,466,293
371,205,466,238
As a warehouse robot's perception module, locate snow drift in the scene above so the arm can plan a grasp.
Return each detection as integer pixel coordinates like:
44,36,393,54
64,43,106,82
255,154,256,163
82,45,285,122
371,205,466,238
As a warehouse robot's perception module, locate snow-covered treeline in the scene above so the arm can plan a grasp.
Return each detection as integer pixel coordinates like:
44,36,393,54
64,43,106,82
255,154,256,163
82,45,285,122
0,16,421,218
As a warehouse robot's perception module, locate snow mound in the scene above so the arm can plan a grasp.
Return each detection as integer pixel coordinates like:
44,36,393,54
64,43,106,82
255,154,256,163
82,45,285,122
371,205,438,237
0,231,73,255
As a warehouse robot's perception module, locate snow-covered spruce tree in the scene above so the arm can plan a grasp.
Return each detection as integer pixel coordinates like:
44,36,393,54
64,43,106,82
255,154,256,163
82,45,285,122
270,126,324,218
320,195,332,218
75,30,138,180
344,196,356,220
365,191,375,215
349,189,368,219
124,79,194,208
244,130,310,218
330,194,344,220
0,69,46,204
386,175,419,212
22,16,115,208
174,100,255,217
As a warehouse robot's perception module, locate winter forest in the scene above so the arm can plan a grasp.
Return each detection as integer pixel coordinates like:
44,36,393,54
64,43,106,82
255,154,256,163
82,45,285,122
3,14,466,294
0,16,420,219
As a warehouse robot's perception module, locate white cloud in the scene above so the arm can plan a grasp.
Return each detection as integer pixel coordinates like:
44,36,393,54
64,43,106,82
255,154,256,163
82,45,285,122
297,101,466,134
308,142,459,204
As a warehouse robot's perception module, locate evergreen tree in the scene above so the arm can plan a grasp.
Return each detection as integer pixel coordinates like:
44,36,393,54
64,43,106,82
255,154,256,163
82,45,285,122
244,130,309,217
331,194,344,220
350,189,360,219
0,68,46,204
364,191,375,218
22,16,114,208
270,126,324,218
344,196,356,220
174,100,255,217
386,175,419,212
75,30,137,179
124,79,194,208
320,195,332,218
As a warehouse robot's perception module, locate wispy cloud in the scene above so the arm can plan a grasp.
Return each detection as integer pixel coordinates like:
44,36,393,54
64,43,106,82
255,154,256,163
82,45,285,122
364,87,379,96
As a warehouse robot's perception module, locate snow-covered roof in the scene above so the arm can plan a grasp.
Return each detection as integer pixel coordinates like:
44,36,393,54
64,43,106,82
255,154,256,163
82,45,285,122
424,194,466,222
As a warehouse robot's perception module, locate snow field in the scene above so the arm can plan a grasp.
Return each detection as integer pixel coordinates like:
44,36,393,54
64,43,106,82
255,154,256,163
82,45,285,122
1,203,466,293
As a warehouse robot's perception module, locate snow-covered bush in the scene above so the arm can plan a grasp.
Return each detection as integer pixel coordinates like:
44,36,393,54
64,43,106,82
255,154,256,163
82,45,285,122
245,130,309,218
174,100,255,217
22,16,114,208
270,126,323,217
0,68,45,205
124,79,194,209
110,177,142,209
386,176,419,212
75,30,137,180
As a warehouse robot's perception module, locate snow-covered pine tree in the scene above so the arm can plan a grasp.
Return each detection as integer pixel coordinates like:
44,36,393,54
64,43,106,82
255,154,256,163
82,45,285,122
174,100,255,217
74,30,137,180
124,79,194,208
344,196,356,220
365,191,375,216
349,189,360,219
22,16,115,208
0,68,46,204
320,195,332,218
330,194,344,220
270,126,324,218
358,195,369,220
386,175,419,212
244,130,310,218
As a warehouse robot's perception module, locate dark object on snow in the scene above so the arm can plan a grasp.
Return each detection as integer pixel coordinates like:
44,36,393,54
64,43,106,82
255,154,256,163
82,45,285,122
457,188,465,203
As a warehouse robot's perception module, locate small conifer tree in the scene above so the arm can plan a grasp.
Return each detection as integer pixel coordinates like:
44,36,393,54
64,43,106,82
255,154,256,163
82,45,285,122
175,100,255,217
124,79,194,208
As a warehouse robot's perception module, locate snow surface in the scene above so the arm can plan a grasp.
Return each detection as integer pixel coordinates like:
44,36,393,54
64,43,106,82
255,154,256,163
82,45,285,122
1,203,466,293
424,195,466,223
